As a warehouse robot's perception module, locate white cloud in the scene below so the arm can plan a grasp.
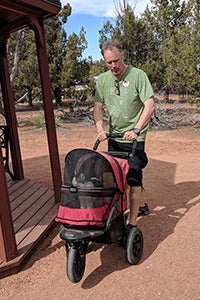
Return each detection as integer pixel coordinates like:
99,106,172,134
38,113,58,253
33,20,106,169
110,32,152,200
61,0,151,17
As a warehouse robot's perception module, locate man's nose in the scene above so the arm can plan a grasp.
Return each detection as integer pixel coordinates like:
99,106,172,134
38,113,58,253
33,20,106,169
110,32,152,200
111,62,116,67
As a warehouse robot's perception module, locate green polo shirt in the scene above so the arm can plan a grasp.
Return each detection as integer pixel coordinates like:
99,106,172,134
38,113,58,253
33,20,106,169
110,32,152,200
94,65,154,142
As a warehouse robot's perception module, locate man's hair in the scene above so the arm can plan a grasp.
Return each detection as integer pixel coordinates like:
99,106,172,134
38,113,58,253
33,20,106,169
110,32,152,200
101,39,123,56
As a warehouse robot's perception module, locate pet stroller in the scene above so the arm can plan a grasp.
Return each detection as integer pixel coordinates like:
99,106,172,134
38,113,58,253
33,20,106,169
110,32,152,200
56,134,143,283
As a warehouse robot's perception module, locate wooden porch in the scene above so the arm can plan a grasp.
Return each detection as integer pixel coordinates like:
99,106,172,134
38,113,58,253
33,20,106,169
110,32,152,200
0,177,59,278
0,0,62,277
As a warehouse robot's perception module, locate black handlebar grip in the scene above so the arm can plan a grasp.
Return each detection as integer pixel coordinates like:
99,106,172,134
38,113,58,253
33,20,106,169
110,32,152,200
93,139,101,150
109,133,124,138
93,132,124,150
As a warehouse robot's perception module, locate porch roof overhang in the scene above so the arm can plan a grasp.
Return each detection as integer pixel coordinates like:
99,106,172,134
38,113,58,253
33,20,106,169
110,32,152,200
0,0,61,35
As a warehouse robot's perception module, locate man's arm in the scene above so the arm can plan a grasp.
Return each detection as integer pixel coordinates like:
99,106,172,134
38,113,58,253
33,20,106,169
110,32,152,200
134,97,155,130
124,97,155,141
93,102,107,140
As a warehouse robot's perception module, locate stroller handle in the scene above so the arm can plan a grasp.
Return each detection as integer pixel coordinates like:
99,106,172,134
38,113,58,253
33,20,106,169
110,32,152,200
93,133,137,159
93,133,124,150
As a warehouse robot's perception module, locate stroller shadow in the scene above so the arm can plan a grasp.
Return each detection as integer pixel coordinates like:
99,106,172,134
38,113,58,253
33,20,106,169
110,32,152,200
82,158,200,288
82,243,128,288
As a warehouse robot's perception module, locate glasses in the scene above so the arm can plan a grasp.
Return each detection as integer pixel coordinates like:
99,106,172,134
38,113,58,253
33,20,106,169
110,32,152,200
114,81,120,96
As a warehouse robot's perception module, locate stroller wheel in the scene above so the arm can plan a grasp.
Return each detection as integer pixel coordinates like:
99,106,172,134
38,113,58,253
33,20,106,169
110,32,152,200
126,227,143,265
66,241,88,283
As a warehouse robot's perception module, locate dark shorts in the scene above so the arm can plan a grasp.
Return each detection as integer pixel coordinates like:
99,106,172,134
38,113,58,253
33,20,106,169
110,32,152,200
108,139,148,187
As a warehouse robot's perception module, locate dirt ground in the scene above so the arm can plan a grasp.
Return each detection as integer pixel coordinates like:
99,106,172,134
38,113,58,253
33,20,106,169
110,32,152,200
0,109,200,300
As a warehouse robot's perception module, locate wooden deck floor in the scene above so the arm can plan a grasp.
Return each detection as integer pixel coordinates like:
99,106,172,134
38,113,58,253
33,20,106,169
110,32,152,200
0,178,59,278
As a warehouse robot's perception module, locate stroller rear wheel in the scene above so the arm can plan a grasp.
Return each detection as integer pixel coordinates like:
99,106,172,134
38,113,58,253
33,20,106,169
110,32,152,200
66,241,88,283
126,227,143,265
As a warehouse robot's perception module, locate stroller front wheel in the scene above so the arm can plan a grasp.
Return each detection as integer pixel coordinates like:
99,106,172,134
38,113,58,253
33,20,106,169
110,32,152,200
126,227,143,265
66,241,88,283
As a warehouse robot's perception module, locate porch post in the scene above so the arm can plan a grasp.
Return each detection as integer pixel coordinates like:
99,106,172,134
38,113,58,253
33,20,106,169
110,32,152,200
28,16,61,202
0,148,17,261
0,35,24,180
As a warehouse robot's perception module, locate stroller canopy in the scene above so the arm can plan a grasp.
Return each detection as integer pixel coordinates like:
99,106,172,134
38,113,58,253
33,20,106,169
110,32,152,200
56,148,129,226
63,148,127,192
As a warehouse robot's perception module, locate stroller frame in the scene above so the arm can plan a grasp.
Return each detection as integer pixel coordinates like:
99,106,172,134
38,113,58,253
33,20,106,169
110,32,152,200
56,134,143,283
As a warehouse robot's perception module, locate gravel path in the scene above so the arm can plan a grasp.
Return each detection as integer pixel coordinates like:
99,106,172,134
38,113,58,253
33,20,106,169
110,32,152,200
0,125,200,300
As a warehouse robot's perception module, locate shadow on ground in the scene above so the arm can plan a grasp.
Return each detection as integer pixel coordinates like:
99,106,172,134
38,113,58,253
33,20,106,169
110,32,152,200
19,155,200,287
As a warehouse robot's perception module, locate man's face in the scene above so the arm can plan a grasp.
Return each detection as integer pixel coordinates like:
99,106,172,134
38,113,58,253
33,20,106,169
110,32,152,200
103,47,125,79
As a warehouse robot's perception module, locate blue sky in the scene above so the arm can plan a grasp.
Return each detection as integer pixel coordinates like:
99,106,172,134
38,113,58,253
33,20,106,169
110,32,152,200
61,1,151,60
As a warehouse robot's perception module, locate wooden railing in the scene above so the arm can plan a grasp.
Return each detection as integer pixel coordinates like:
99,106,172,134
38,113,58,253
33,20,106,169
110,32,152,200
0,125,15,180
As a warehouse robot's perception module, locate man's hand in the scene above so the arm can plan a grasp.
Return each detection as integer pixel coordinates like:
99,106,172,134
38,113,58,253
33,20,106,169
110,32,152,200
123,130,138,141
97,131,107,141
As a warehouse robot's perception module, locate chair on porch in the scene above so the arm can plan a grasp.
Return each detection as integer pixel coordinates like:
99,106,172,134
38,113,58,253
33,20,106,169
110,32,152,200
0,125,15,180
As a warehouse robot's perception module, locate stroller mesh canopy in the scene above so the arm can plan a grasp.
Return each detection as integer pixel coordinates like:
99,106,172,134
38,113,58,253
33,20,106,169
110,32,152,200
56,149,126,226
64,149,117,189
61,187,115,209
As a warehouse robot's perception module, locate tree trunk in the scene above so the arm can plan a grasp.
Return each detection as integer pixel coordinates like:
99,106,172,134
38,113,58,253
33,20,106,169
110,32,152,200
54,87,62,106
10,29,26,86
27,88,33,107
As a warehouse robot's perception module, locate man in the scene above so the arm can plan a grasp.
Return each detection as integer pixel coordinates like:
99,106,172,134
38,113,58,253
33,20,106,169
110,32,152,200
93,39,155,230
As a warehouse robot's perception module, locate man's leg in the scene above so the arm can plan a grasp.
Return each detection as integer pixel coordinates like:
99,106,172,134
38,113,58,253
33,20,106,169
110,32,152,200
128,186,143,226
126,185,149,221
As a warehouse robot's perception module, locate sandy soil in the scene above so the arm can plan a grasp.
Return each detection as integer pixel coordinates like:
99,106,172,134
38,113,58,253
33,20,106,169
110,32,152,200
0,112,200,300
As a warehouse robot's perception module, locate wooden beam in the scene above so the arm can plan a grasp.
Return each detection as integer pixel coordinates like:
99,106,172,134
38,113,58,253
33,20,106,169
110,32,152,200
0,148,17,262
0,35,24,180
0,0,41,16
0,18,27,35
28,16,61,202
0,0,61,18
0,0,61,35
22,0,61,13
